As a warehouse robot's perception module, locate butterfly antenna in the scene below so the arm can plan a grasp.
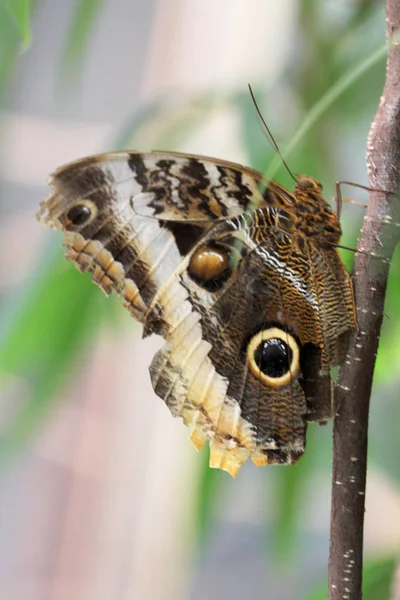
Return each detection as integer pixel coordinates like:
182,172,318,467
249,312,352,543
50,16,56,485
248,84,297,183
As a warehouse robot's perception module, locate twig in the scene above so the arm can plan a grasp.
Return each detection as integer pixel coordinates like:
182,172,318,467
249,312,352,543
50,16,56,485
328,1,400,599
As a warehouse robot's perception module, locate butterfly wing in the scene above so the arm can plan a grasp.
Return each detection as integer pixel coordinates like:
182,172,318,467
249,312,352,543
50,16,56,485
38,151,355,476
44,150,293,220
38,151,290,318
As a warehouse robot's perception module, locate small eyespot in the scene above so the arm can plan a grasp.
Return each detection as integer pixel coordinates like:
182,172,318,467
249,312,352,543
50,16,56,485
188,243,231,291
65,201,97,229
246,327,300,388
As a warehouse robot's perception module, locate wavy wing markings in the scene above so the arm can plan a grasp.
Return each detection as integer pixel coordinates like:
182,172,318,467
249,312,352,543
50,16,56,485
39,151,356,476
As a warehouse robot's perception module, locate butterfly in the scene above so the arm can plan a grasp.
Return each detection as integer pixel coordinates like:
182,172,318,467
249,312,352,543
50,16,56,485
37,151,356,476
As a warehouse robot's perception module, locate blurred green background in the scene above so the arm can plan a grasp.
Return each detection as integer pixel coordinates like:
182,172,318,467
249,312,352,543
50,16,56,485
0,1,398,599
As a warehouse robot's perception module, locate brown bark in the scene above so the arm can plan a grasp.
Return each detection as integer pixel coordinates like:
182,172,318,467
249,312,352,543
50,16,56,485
328,2,400,599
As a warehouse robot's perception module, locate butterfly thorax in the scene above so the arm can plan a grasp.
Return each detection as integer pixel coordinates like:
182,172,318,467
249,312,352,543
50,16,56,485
291,175,342,244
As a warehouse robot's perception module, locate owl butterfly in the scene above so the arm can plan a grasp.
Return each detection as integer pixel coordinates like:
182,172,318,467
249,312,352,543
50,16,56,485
37,151,356,477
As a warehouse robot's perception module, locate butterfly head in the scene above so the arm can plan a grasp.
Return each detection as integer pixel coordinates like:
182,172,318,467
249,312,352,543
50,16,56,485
294,175,323,195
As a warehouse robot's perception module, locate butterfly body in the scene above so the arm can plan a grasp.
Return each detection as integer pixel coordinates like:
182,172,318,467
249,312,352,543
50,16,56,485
38,151,355,476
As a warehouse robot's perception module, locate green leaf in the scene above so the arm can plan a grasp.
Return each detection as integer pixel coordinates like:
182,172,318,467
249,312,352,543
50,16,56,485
3,0,33,49
300,555,396,600
112,97,175,149
0,244,107,462
61,0,104,80
269,454,310,559
0,1,32,100
363,556,396,600
192,444,225,545
265,42,387,181
267,423,332,561
112,92,219,151
374,245,400,384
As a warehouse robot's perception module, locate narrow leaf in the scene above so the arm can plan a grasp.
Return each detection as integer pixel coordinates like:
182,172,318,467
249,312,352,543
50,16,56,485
61,0,104,80
0,246,106,462
3,0,33,49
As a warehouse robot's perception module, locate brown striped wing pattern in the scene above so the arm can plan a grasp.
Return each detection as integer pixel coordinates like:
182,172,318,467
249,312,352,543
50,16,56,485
37,151,355,476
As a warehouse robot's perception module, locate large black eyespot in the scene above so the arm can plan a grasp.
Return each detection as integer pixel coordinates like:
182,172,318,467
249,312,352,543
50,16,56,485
254,338,293,378
247,327,300,388
188,243,232,291
65,201,96,229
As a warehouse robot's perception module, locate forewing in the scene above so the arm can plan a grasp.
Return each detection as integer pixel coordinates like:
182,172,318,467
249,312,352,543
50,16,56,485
37,151,293,324
43,150,293,222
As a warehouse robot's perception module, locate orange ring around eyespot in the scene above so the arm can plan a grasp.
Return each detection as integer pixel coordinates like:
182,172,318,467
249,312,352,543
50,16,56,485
246,327,300,388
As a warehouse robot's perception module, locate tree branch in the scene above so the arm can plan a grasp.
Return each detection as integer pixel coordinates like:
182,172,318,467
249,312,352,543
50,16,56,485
328,1,400,599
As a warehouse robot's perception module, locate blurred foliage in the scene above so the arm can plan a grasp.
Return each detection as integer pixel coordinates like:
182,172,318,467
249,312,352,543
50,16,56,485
302,555,396,600
60,0,104,81
193,445,225,546
112,92,221,151
2,0,33,49
0,249,107,461
0,0,37,98
0,1,398,598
